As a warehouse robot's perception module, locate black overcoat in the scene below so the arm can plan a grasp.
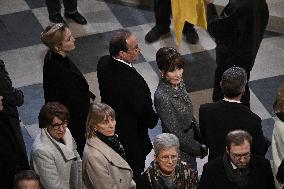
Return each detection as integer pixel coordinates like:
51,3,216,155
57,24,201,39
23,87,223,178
198,155,275,189
199,100,269,161
43,50,92,156
97,55,158,179
0,59,29,188
207,0,269,105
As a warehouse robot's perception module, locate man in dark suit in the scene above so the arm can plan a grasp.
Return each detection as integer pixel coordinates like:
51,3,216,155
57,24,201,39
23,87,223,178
97,30,158,180
198,130,275,189
0,59,29,188
199,67,269,161
205,0,269,107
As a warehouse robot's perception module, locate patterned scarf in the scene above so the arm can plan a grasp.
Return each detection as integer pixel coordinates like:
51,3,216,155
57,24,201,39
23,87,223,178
145,160,198,189
95,131,126,160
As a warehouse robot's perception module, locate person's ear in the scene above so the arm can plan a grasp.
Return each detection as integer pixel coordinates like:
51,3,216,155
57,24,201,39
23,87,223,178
226,147,229,154
159,70,165,78
118,50,127,58
54,45,61,52
220,81,223,88
241,87,245,95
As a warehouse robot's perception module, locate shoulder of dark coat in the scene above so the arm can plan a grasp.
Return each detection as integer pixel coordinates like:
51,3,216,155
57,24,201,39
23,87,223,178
98,55,111,66
251,155,271,168
203,156,224,172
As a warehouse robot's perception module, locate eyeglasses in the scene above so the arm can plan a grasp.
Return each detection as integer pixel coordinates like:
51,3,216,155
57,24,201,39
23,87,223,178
50,121,68,130
230,152,251,160
41,23,65,36
159,154,178,162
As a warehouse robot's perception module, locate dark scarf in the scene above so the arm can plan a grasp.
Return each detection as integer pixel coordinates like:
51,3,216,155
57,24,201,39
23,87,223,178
95,131,126,160
145,161,197,189
276,112,284,122
223,153,250,187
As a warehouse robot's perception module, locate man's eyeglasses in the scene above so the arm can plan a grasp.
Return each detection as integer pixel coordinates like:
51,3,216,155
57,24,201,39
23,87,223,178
159,154,178,162
230,152,251,160
50,121,68,130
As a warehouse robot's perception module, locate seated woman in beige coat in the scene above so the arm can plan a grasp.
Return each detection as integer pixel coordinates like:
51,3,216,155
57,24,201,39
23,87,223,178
31,102,82,189
272,83,284,189
82,102,136,189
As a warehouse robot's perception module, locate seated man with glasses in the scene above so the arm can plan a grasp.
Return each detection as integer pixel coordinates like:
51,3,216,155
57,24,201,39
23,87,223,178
198,130,275,189
136,133,198,189
31,102,82,189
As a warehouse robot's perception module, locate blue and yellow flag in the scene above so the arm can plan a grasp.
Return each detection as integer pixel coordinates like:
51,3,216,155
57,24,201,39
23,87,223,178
171,0,207,47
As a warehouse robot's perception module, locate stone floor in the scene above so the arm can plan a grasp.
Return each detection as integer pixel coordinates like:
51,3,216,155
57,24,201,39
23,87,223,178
1,0,284,175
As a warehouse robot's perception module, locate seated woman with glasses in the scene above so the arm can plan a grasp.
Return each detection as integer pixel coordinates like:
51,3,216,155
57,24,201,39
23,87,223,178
136,133,198,189
31,102,82,189
41,23,95,157
154,47,206,170
82,103,135,189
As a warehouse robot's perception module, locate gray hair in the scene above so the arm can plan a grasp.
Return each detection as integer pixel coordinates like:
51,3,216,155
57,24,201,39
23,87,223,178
153,133,180,155
221,66,247,98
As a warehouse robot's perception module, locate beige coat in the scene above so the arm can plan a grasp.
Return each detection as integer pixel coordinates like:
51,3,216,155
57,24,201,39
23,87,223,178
31,128,82,189
82,137,136,189
272,117,284,189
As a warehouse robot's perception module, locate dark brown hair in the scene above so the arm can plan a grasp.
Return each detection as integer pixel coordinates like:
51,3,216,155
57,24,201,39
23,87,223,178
226,130,252,150
221,67,247,98
38,102,69,129
109,29,132,56
156,47,184,73
14,170,42,189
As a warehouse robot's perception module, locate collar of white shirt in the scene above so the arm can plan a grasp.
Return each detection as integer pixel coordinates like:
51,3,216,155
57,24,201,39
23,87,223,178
112,56,133,68
223,97,241,103
231,161,238,170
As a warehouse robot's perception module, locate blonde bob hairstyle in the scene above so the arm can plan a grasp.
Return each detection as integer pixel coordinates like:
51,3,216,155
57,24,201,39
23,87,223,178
41,23,68,52
85,103,116,139
273,82,284,113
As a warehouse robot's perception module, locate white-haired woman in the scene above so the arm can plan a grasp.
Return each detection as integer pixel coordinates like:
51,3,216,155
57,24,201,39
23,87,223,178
136,133,198,189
